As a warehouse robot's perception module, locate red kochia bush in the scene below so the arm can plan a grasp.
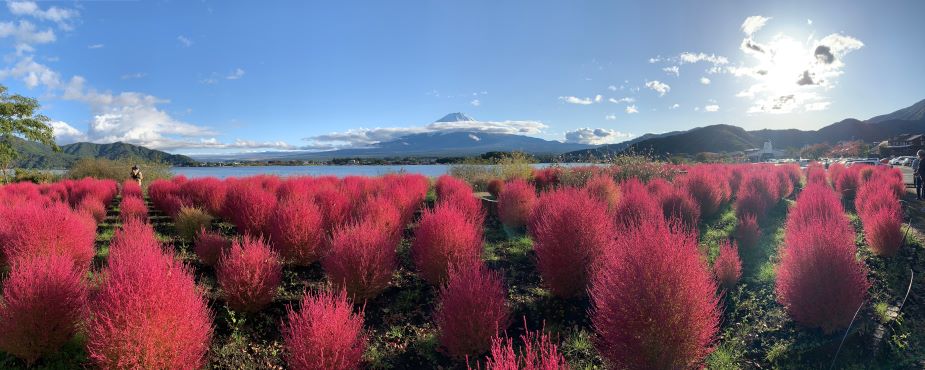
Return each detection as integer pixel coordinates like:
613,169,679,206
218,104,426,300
776,186,869,333
0,255,89,366
590,221,719,369
78,197,107,224
269,198,325,265
122,180,143,199
833,165,860,200
497,179,536,230
714,240,742,289
120,196,148,223
181,177,227,216
323,221,397,301
0,202,96,270
734,213,761,254
660,187,700,229
412,204,483,285
862,205,903,257
88,225,212,369
487,178,504,198
436,175,484,223
806,162,827,185
529,188,614,298
612,179,661,231
585,175,620,209
353,195,403,244
681,166,729,218
194,228,232,266
436,263,510,359
532,167,561,190
646,178,673,201
282,289,366,370
225,180,278,235
217,236,282,312
479,325,570,370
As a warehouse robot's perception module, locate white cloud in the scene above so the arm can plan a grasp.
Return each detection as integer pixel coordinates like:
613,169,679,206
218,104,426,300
669,103,680,110
121,72,146,80
7,1,79,30
50,120,87,143
0,55,61,88
605,114,616,120
644,80,670,96
88,44,103,49
607,85,617,91
807,19,813,25
608,97,634,104
225,68,245,80
559,96,594,105
564,128,632,145
0,20,55,48
625,105,638,114
700,77,711,85
704,104,720,112
805,101,830,111
304,117,548,149
177,35,193,47
662,65,680,77
470,99,480,107
594,94,603,103
679,52,729,66
742,15,771,35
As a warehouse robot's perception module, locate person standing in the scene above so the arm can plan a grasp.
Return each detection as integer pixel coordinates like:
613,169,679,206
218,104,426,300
915,151,924,200
130,165,143,187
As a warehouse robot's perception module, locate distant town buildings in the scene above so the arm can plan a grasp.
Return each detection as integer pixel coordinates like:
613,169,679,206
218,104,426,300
745,141,786,161
879,133,925,156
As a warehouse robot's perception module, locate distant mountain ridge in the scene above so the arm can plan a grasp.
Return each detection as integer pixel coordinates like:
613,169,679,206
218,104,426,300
563,98,925,158
10,137,197,168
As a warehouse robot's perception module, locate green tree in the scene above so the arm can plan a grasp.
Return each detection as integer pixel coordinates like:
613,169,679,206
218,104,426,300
0,85,58,181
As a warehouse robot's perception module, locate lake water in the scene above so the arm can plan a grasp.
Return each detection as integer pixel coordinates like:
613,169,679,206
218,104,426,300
171,164,588,179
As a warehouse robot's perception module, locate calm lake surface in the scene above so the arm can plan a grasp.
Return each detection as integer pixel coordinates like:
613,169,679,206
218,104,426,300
171,164,588,179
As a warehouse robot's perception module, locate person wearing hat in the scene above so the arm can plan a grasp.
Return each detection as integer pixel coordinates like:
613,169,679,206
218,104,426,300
130,165,143,187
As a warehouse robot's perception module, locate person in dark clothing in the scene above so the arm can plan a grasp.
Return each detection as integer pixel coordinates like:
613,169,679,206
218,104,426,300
917,150,925,200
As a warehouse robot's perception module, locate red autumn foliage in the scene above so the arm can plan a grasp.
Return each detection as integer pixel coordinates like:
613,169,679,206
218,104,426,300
313,186,353,234
832,165,860,200
78,197,107,224
383,174,429,226
0,202,96,271
681,166,729,218
217,236,282,312
645,178,673,201
181,177,227,216
735,171,779,221
281,289,366,370
776,186,870,333
487,178,505,198
612,179,661,231
477,324,571,370
660,187,700,229
269,197,326,265
532,167,561,190
0,255,89,366
436,263,510,359
323,221,397,301
806,162,827,186
119,196,148,223
585,175,620,209
861,203,903,257
121,180,143,199
497,179,536,230
353,195,404,244
411,204,483,285
194,227,232,266
88,227,212,369
734,213,761,253
590,221,720,369
225,180,278,236
436,175,484,223
529,188,614,298
714,240,742,289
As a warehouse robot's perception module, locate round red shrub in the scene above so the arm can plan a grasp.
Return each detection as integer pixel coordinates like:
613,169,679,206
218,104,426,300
833,166,860,200
532,167,561,190
217,236,282,312
181,177,227,216
776,186,870,333
121,180,143,199
436,263,510,359
660,188,700,229
613,179,661,231
681,166,729,218
714,240,742,289
411,204,483,285
313,186,352,234
78,197,107,224
282,289,366,370
585,175,620,209
0,202,96,271
487,178,504,198
225,180,277,236
194,227,232,266
645,178,673,201
590,221,720,369
806,162,827,185
353,195,403,244
323,221,397,301
734,213,761,253
268,197,326,265
88,232,212,369
436,175,484,223
497,179,536,231
529,188,614,298
862,205,903,257
0,255,89,366
119,196,148,224
479,326,570,370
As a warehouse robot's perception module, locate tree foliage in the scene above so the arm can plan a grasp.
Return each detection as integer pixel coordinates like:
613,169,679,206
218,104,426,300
0,85,58,181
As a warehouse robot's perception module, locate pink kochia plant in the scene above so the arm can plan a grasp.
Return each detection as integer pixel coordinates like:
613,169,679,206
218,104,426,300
281,288,367,370
121,180,143,199
411,204,484,285
0,202,96,271
119,196,148,223
87,222,212,369
268,197,326,265
529,188,614,298
0,255,89,366
584,174,620,209
323,221,398,301
775,184,870,333
194,227,232,266
713,240,742,289
435,262,510,359
225,180,278,236
659,187,700,229
497,179,536,231
734,213,762,254
590,221,720,369
217,236,282,312
435,175,484,223
477,324,571,370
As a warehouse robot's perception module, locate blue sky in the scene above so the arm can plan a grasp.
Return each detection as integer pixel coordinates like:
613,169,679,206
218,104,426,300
0,0,923,154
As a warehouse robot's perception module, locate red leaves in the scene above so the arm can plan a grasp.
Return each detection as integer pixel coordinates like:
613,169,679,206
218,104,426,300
714,240,742,289
0,202,96,271
269,197,326,265
217,236,282,312
412,204,483,285
436,263,510,359
497,179,536,230
282,289,366,370
323,221,398,301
